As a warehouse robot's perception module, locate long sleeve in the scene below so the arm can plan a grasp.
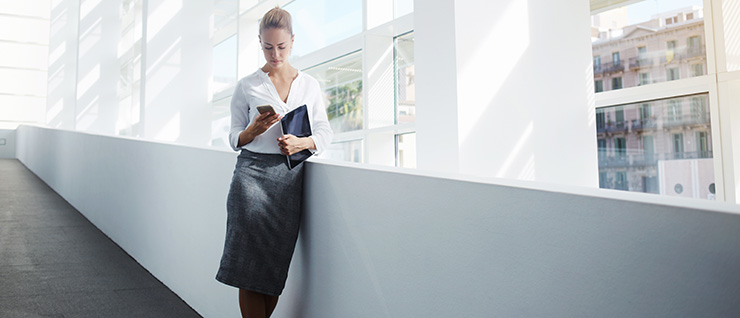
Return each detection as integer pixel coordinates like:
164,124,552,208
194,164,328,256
307,80,333,155
228,81,249,151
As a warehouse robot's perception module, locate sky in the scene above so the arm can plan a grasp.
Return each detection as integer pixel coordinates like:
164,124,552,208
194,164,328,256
626,0,704,25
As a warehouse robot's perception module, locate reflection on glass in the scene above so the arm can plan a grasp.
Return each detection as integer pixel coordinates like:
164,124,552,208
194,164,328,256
325,139,363,163
213,35,237,94
284,0,362,58
395,32,415,124
596,94,715,200
304,52,363,133
396,133,416,168
591,1,705,91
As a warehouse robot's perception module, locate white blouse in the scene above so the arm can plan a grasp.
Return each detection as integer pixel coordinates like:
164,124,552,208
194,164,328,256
228,69,333,155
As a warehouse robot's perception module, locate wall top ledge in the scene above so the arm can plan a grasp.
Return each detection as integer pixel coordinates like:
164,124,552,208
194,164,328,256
19,125,740,216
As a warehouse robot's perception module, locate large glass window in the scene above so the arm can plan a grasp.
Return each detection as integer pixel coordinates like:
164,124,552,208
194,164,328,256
595,94,714,200
395,32,415,124
284,0,362,58
591,1,705,91
304,51,364,134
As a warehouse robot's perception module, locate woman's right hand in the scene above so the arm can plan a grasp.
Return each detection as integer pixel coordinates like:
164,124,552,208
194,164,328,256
237,112,281,147
247,112,281,136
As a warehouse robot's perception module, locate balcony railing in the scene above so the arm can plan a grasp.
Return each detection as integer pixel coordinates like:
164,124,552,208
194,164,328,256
629,57,654,69
594,61,624,75
599,151,714,168
662,114,711,128
682,47,706,59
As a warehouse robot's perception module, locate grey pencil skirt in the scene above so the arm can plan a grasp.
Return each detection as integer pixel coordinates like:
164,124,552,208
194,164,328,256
216,149,304,296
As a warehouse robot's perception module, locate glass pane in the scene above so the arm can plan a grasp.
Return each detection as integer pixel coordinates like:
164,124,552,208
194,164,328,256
596,94,715,200
591,1,706,91
325,139,363,163
284,0,362,58
213,35,237,94
396,133,416,168
395,32,415,124
304,52,363,133
211,96,231,148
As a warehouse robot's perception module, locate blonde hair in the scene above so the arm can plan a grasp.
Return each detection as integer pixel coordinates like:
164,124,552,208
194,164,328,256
259,6,293,35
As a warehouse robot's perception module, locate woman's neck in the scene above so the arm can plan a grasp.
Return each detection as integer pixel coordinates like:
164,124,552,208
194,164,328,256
262,64,297,78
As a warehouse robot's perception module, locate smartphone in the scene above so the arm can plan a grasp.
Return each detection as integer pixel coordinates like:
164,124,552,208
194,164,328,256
256,105,276,116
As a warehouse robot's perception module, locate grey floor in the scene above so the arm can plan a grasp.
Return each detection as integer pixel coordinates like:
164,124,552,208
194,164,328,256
0,159,202,318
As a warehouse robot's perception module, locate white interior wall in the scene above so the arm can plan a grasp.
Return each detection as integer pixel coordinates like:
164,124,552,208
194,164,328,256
143,0,212,146
0,129,16,158
16,125,740,317
415,0,597,187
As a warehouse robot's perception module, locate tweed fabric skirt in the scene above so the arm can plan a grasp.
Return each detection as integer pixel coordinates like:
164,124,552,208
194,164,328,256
216,149,304,296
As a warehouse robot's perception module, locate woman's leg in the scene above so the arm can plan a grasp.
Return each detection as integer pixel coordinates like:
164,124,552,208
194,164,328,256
265,295,279,317
239,289,266,318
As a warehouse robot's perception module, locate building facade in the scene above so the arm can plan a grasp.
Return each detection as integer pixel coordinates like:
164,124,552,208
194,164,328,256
592,6,715,199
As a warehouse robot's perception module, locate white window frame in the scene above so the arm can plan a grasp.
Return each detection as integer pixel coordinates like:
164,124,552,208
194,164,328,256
594,0,725,201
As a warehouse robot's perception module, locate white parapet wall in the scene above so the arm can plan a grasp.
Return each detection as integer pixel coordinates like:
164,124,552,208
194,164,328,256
15,125,740,317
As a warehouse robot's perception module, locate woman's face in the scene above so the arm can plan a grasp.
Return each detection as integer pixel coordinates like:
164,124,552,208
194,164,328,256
259,27,294,70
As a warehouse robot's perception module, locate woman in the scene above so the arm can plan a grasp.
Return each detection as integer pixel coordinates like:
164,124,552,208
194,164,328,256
216,6,333,318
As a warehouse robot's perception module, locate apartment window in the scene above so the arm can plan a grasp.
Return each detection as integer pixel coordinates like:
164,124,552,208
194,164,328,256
640,103,652,123
594,56,601,72
611,77,622,90
595,80,603,93
639,72,650,85
637,46,647,59
304,52,364,133
691,63,704,77
596,112,605,130
615,108,625,128
667,100,682,122
687,36,701,54
597,138,607,158
594,94,714,199
395,32,415,124
615,171,628,190
615,138,626,159
665,17,673,25
612,51,620,66
396,133,417,168
643,135,654,162
687,13,694,20
673,133,684,155
690,96,707,121
697,131,710,156
667,68,680,81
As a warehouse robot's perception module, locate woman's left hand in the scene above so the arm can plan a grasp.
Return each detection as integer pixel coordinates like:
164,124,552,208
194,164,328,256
278,134,311,155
